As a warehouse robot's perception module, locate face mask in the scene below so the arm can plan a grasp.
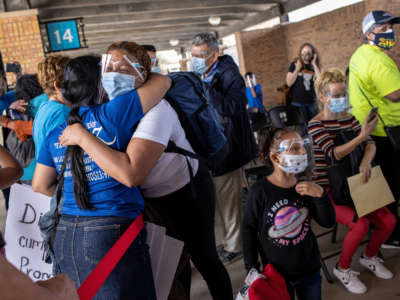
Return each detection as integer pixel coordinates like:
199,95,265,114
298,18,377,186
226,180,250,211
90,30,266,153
328,97,348,113
151,66,162,74
373,29,395,50
191,54,212,75
302,52,313,62
278,153,308,174
101,72,136,100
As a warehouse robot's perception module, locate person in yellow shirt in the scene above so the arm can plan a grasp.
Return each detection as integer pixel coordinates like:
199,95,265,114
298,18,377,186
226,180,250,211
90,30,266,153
348,10,400,248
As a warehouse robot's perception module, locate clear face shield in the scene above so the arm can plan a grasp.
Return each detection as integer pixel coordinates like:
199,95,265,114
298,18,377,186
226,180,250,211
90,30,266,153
275,136,315,180
246,73,257,87
101,54,145,80
100,54,146,100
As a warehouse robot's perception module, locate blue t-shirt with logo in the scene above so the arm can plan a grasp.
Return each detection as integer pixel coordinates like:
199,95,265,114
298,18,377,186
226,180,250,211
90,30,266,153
246,84,264,113
37,90,144,219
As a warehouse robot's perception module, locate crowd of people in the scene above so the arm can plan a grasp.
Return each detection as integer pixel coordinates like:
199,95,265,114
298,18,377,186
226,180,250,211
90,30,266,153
0,8,398,300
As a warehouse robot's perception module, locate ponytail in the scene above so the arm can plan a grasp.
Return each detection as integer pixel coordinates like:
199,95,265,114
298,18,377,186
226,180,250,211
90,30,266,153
57,107,93,210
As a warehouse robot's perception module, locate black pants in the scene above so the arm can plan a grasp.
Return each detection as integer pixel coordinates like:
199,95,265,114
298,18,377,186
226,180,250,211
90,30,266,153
372,136,400,238
146,162,233,300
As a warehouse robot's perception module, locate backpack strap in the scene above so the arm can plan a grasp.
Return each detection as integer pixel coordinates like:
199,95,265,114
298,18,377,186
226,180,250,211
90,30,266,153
164,140,199,160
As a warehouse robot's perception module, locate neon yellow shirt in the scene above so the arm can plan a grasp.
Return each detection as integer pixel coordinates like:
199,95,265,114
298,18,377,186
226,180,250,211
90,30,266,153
348,44,400,136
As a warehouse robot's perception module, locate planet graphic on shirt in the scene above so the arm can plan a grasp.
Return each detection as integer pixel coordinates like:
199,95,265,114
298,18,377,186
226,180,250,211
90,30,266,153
268,206,309,239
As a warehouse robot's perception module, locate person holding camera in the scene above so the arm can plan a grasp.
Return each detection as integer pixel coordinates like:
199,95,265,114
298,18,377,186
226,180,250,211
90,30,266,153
286,43,321,123
348,10,400,248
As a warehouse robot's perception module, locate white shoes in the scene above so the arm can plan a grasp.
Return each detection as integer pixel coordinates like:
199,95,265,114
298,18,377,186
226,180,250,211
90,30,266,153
333,255,394,294
359,255,393,279
333,265,367,294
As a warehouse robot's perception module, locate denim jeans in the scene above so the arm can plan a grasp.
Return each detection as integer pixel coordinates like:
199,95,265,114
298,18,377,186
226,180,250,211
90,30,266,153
291,102,318,123
54,215,156,300
287,271,322,300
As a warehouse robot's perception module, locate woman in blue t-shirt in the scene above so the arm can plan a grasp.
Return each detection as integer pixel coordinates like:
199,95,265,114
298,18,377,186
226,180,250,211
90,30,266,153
32,52,170,299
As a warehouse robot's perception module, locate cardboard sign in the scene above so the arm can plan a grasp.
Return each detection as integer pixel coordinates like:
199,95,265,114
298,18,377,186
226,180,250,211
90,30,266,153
347,165,395,217
4,184,53,281
146,223,183,300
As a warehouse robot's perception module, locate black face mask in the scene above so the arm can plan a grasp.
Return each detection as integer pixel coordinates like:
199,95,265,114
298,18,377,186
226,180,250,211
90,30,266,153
302,52,313,62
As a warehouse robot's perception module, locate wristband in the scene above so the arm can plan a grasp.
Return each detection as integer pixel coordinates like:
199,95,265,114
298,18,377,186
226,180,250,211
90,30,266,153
4,119,9,128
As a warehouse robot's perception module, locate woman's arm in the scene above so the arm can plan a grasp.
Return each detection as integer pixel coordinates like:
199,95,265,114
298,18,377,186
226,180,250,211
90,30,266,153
286,60,302,87
0,254,78,300
359,142,376,183
32,163,58,197
137,73,171,113
59,123,165,188
312,54,321,77
0,146,22,189
334,115,378,160
308,114,378,162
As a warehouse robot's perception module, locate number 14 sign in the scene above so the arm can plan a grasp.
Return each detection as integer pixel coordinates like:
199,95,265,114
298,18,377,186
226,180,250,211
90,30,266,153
46,20,81,52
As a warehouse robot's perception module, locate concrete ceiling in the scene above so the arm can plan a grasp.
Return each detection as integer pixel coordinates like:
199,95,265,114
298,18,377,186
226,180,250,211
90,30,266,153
1,0,319,55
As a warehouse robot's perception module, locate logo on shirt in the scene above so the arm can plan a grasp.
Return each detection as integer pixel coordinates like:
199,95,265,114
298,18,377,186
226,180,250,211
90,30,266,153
266,199,310,247
268,206,308,239
92,126,116,146
302,72,313,91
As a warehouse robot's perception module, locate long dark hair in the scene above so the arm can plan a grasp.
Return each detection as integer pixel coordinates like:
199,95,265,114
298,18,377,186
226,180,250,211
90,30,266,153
58,55,101,210
15,74,43,103
297,42,320,69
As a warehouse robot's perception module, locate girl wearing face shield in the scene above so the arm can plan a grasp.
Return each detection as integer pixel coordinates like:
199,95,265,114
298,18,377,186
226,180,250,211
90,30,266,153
33,44,171,299
307,69,396,294
243,127,335,300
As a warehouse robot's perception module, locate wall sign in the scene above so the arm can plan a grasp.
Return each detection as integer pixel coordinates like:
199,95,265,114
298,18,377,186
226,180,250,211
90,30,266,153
41,19,87,53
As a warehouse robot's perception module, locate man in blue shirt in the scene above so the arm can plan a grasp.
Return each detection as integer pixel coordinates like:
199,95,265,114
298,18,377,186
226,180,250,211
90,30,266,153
245,72,264,113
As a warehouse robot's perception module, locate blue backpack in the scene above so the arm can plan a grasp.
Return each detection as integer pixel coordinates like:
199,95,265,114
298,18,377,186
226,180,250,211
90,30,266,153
165,72,228,167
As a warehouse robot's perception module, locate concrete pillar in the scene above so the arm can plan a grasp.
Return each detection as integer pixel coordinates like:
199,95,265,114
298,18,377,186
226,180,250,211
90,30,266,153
234,32,246,75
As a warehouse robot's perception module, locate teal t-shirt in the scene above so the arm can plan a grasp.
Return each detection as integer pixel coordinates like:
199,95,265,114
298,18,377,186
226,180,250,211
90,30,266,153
20,93,49,181
33,100,70,161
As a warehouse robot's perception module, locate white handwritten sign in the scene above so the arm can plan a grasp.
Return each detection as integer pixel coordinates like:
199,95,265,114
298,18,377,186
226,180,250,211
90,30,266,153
4,184,53,281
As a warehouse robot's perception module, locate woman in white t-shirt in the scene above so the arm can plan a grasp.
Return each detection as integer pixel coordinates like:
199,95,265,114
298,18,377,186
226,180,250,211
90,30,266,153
59,43,233,300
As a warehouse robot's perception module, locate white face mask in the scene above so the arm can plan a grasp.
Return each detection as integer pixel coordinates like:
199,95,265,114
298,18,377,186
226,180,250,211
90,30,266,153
278,154,308,174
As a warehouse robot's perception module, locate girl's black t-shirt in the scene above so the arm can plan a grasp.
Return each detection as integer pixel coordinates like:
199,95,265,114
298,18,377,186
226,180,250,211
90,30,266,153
243,178,335,280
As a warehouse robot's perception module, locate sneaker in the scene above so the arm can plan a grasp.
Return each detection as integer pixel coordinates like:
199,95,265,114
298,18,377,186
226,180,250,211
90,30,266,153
359,255,393,279
381,239,400,249
333,265,367,294
219,250,242,265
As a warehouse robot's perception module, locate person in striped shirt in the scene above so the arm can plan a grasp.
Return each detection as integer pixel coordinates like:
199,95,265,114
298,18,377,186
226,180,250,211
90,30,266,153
307,69,396,294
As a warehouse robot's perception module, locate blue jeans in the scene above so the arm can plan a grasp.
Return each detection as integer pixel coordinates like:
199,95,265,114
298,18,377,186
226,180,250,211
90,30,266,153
54,215,156,300
291,102,318,123
287,271,322,300
291,102,318,136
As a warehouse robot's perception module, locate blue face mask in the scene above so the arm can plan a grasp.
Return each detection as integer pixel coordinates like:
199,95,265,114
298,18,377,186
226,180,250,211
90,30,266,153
101,72,136,100
151,66,162,74
191,57,208,75
329,97,348,113
373,29,396,50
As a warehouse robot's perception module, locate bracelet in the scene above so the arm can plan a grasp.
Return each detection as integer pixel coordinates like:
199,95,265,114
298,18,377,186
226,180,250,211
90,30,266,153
4,119,10,128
